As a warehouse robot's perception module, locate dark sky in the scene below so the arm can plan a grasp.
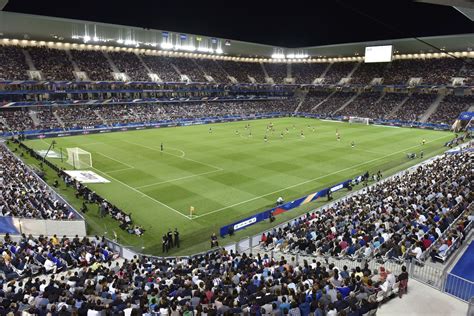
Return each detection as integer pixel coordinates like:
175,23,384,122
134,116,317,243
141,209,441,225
4,0,473,47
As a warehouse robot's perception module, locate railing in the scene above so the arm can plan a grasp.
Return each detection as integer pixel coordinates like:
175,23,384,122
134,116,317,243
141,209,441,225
444,273,474,303
410,262,446,289
420,202,473,263
260,244,473,303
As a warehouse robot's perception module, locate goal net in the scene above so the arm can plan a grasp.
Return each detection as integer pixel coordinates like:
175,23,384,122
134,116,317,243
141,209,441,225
66,147,93,169
349,116,370,125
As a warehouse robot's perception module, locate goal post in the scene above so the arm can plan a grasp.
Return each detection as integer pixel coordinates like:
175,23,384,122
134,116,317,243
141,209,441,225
66,147,93,169
349,116,370,125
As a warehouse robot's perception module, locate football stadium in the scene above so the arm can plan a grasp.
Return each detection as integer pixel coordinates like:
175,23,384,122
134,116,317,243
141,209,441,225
0,0,473,315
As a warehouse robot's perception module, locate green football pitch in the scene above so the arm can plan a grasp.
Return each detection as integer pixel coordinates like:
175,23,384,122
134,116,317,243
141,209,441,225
22,117,454,255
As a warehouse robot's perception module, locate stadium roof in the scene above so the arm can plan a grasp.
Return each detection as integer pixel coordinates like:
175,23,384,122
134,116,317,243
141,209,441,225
0,0,7,11
417,0,474,21
0,11,472,59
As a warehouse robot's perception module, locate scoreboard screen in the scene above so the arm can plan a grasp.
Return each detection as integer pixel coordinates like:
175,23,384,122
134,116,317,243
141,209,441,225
364,45,393,63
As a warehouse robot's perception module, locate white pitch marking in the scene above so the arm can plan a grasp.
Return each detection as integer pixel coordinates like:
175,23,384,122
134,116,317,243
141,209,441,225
90,167,192,220
166,147,186,158
122,140,224,171
194,134,451,218
135,169,223,189
104,167,135,174
96,152,135,169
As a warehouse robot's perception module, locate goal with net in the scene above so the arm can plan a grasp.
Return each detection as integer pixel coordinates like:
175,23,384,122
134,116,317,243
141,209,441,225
348,116,370,125
66,148,93,169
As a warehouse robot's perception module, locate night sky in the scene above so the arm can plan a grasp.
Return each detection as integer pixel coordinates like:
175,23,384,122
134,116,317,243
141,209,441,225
4,0,473,48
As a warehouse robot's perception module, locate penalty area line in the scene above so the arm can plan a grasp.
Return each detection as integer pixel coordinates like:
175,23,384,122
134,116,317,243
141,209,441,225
90,167,192,220
104,167,135,174
96,152,135,169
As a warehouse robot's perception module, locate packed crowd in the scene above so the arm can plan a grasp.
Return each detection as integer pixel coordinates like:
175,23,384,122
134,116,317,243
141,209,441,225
427,95,474,125
291,63,327,84
259,152,472,265
0,233,115,281
0,45,471,85
217,60,266,84
367,93,407,120
140,55,182,82
337,93,382,117
70,50,114,81
33,108,64,130
0,145,76,220
0,243,413,315
171,58,207,83
350,63,387,85
109,52,150,82
194,59,230,84
0,109,36,132
382,58,467,86
312,92,356,115
297,91,332,113
163,100,297,120
53,106,105,129
0,100,298,132
323,63,356,84
0,45,29,81
265,63,288,84
387,93,437,122
27,47,75,81
1,90,472,133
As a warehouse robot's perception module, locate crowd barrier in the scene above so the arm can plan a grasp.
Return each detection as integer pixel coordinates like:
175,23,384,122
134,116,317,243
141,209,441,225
219,177,361,237
445,273,474,302
4,217,87,236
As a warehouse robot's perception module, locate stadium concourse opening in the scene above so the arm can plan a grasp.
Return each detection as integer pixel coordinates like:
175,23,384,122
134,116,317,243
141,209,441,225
0,2,473,315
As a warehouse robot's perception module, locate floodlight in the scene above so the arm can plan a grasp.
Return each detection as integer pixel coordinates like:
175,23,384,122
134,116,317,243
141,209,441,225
161,42,173,49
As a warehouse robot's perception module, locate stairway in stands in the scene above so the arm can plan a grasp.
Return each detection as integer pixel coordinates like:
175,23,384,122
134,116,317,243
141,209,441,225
260,62,272,83
386,95,410,119
53,111,66,129
135,53,157,81
419,94,445,122
311,91,337,111
334,91,361,115
22,49,37,71
293,89,309,114
319,63,333,81
28,110,41,128
102,51,120,73
94,110,108,126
